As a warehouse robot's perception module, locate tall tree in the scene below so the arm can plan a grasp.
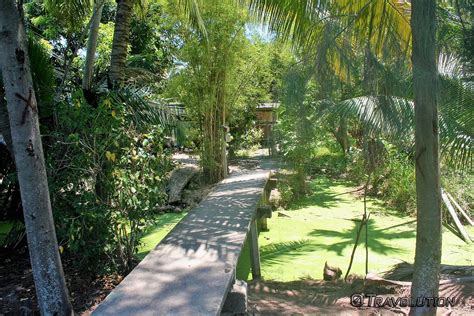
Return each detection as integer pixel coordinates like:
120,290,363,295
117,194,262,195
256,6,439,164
109,0,207,86
83,0,105,90
109,0,134,86
409,0,442,314
169,0,246,183
243,4,448,314
0,1,72,314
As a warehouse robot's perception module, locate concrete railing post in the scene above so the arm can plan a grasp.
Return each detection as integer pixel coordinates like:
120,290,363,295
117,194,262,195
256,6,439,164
249,219,261,280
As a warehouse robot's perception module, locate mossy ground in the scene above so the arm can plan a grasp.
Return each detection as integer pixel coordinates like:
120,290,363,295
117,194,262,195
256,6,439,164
1,176,471,282
137,176,473,281
136,212,188,260
237,177,473,281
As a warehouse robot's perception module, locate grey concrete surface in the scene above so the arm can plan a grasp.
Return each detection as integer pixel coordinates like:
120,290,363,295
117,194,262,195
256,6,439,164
93,165,271,316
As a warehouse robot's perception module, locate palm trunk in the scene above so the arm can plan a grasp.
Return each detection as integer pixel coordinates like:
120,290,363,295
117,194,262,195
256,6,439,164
82,1,104,90
335,117,349,155
0,1,72,315
409,1,442,315
109,0,133,86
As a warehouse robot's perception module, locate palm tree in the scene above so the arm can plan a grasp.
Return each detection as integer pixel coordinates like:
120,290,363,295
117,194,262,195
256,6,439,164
318,53,473,168
83,0,105,90
242,1,463,314
409,1,442,314
47,0,207,88
110,0,207,86
109,0,135,86
0,1,72,314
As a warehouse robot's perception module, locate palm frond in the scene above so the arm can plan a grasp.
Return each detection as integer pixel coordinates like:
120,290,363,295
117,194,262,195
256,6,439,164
330,95,414,139
437,53,474,168
326,92,472,169
27,34,55,117
44,0,93,29
112,88,178,132
336,0,411,58
244,0,411,59
245,0,331,48
177,0,208,40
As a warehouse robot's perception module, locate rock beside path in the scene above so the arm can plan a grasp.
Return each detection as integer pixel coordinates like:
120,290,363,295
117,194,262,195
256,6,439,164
166,165,199,204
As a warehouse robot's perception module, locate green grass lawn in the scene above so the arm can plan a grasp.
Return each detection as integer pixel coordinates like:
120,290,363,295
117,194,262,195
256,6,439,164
237,177,473,281
137,176,473,282
136,212,188,260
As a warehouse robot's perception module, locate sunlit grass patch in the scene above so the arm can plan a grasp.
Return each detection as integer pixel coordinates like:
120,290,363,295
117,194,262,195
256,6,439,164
237,176,473,281
136,212,188,260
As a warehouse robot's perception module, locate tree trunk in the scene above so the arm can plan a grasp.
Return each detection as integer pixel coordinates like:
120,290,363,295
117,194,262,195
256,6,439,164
0,1,72,315
409,1,442,315
335,117,349,155
82,0,104,90
109,0,133,86
0,82,13,152
202,68,227,184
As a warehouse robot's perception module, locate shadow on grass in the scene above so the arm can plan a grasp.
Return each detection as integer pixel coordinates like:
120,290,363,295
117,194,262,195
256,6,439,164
136,213,187,259
248,279,354,308
368,199,414,218
260,239,320,267
259,220,416,268
289,178,354,210
309,219,416,256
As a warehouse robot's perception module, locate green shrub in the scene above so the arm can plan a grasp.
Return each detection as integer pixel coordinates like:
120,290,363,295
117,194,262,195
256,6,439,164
48,89,173,272
346,143,416,214
230,126,263,157
275,172,312,208
276,179,295,208
308,147,347,176
442,168,473,214
380,151,416,213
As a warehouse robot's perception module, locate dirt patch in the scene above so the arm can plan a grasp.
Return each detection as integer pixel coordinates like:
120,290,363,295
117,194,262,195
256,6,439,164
248,278,473,315
0,247,123,315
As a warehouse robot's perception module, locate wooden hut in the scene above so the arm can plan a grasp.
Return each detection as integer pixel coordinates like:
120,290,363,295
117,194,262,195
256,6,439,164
256,102,279,155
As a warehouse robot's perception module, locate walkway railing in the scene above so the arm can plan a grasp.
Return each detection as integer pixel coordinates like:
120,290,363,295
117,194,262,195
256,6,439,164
93,162,275,315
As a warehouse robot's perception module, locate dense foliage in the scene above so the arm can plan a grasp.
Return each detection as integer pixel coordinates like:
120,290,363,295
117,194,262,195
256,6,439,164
267,1,472,216
0,3,472,313
48,90,173,271
0,0,291,272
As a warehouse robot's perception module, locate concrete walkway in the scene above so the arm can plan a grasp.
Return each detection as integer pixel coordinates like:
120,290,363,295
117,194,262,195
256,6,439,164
93,161,273,315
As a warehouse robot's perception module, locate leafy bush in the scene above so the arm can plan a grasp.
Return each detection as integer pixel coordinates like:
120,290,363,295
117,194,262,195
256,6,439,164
442,168,473,214
274,172,314,208
240,127,263,151
48,89,173,272
338,142,416,214
308,147,347,176
347,143,416,214
276,179,295,209
379,150,416,213
230,126,263,156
